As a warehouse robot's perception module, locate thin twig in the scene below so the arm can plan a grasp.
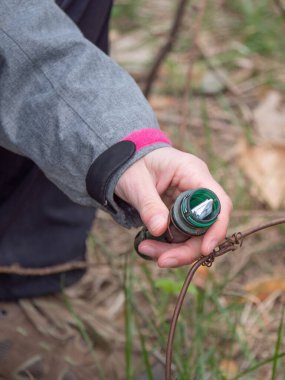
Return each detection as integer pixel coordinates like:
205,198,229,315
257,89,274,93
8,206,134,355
0,261,103,276
180,0,208,147
232,210,285,218
274,0,285,20
143,0,189,98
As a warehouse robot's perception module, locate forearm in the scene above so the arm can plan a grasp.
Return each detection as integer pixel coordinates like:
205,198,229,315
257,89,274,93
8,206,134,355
0,0,171,226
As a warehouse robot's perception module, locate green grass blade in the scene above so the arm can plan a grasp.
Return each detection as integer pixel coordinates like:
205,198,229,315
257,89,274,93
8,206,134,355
271,305,285,380
233,352,285,379
124,253,134,380
136,319,155,380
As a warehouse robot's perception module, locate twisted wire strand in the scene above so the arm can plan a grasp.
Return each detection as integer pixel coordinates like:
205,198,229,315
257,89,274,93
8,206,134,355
165,217,285,380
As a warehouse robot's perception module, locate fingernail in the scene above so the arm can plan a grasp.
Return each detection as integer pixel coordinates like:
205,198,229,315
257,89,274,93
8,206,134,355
160,258,178,268
139,244,156,257
149,215,166,233
208,240,218,254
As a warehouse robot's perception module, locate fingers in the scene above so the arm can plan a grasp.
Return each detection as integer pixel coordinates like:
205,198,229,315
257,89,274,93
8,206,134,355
149,149,232,249
116,161,169,236
138,236,203,268
201,196,232,255
197,182,232,255
174,155,232,254
116,147,232,258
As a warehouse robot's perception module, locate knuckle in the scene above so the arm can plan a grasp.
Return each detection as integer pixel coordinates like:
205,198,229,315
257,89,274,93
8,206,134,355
224,195,233,213
195,156,209,171
190,155,208,170
140,199,159,219
200,160,209,172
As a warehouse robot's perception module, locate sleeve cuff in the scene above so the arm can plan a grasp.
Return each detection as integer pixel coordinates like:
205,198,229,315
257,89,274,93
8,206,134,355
86,129,172,228
121,128,172,151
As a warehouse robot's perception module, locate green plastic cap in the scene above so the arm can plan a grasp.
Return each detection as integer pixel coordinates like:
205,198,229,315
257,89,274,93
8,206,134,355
171,188,221,236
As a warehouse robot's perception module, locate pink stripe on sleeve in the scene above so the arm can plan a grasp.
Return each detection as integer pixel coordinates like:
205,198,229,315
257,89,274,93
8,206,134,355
121,129,172,151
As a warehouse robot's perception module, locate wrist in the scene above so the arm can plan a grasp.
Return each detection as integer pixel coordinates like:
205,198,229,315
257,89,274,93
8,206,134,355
86,129,172,228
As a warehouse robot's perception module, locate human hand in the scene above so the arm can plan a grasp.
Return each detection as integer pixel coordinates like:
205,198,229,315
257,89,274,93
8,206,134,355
115,147,232,268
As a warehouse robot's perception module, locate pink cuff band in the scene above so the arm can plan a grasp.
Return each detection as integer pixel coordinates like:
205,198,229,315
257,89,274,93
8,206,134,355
121,129,172,152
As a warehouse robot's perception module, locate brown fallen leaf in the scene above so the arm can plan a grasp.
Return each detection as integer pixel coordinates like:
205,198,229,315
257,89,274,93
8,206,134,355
244,277,285,301
254,91,285,145
192,265,211,289
238,140,285,209
219,359,238,379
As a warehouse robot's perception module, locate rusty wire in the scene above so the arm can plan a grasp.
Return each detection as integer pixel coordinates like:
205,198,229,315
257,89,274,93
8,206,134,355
165,217,285,380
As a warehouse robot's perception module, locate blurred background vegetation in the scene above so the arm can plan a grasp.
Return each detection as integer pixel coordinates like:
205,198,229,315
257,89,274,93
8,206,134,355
64,1,285,379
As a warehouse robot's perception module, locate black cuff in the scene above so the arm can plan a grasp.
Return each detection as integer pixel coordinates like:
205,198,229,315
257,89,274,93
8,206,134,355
86,141,136,211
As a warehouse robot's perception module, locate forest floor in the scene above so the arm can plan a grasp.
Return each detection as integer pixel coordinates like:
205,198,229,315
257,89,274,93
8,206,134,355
65,1,285,379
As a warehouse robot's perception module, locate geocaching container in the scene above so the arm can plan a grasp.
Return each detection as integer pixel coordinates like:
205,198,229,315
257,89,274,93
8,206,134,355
134,188,221,259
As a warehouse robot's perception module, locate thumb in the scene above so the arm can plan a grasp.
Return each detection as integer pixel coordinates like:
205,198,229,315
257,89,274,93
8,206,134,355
116,164,169,236
136,184,169,236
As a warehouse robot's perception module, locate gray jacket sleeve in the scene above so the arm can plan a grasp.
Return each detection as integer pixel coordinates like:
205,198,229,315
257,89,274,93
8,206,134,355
0,0,170,227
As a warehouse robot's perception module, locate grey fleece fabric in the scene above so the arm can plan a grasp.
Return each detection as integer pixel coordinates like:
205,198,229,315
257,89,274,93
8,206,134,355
0,0,170,227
